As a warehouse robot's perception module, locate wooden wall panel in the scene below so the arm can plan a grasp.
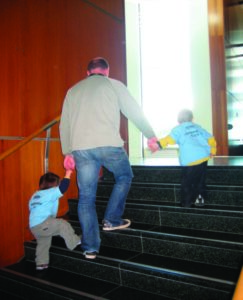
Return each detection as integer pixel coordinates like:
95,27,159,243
0,2,23,136
208,0,228,155
0,0,126,136
87,0,124,19
0,141,24,266
20,141,45,242
64,0,126,83
0,0,126,267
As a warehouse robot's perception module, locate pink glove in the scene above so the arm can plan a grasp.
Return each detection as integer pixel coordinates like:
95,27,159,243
147,137,160,153
64,155,75,170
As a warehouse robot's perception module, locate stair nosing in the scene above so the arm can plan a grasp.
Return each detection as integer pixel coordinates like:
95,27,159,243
1,267,108,300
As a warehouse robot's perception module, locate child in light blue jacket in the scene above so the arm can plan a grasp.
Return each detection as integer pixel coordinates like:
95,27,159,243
157,109,217,208
29,156,81,270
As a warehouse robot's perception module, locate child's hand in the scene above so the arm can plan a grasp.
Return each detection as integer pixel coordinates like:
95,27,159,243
64,155,75,170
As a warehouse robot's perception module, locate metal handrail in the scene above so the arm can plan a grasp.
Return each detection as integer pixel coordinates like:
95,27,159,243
0,116,60,162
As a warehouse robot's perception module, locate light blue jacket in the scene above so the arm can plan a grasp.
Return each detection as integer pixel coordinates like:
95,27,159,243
159,122,216,166
29,187,62,228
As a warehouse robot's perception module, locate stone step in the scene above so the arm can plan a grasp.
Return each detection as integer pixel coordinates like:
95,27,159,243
2,164,241,300
0,264,101,300
21,239,236,300
68,198,243,235
102,165,243,186
65,217,243,270
1,261,173,300
96,181,243,207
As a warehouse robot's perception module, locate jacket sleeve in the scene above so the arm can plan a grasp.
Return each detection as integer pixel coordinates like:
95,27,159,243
158,135,176,148
208,136,217,155
59,178,70,194
59,94,72,155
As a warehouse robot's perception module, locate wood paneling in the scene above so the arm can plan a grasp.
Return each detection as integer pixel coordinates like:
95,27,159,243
208,0,229,155
0,0,126,267
20,141,45,242
0,0,126,137
0,141,24,266
0,2,23,136
85,0,124,20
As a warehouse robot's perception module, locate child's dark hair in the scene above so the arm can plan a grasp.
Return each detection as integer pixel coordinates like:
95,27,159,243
39,172,60,190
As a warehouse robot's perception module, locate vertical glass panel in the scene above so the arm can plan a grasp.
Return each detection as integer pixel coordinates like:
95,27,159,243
125,0,212,160
139,0,192,137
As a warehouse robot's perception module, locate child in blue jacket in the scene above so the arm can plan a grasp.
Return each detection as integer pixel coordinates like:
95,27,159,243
156,109,217,208
29,156,81,270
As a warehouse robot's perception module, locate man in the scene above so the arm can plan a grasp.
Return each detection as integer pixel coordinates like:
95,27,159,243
59,57,157,259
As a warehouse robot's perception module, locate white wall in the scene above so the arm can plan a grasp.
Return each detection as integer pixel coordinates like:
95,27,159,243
125,0,212,160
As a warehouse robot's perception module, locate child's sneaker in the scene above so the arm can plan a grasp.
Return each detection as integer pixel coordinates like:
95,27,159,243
84,251,97,259
36,264,48,270
194,195,205,207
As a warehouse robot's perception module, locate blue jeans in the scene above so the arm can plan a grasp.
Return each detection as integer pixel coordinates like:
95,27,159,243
72,147,133,254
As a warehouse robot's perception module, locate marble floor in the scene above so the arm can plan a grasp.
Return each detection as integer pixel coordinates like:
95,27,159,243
130,156,243,167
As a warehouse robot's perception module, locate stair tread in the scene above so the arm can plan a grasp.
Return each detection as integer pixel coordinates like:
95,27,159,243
105,286,174,299
126,252,239,283
0,290,24,300
102,201,243,213
98,246,239,284
102,164,243,187
134,224,243,244
66,216,243,245
5,260,174,300
69,199,243,218
6,260,117,297
25,238,239,284
99,181,243,190
3,164,243,299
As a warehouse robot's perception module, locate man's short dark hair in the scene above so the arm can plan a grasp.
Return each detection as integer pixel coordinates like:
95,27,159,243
87,57,109,72
39,172,60,190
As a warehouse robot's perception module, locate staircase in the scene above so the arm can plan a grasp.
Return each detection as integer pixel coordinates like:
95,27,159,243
0,163,243,299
